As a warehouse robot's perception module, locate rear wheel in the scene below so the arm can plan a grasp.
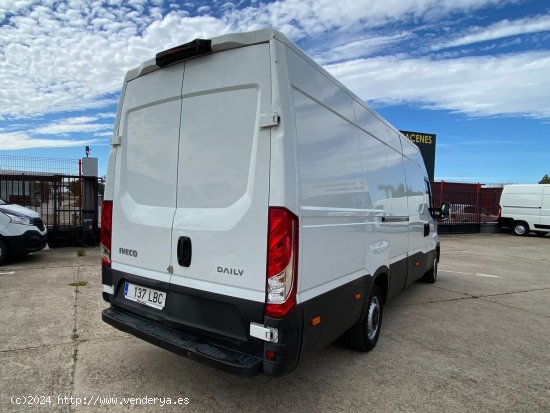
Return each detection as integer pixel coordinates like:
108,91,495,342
0,240,8,266
421,254,438,284
346,284,383,352
513,222,529,236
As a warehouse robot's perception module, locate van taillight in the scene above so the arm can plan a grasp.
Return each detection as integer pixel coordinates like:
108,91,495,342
100,200,113,267
498,206,501,219
266,207,298,318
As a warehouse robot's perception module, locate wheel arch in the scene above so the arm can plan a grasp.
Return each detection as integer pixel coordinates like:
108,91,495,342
513,220,530,235
0,234,9,250
372,266,389,305
0,234,10,263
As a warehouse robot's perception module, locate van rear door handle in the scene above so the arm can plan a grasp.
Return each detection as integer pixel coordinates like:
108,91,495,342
177,236,192,267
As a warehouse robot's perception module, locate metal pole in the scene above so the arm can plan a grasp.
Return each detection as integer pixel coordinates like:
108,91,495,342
476,183,481,224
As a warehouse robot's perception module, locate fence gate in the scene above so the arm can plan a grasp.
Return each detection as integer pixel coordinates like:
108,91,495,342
431,181,503,234
0,174,99,246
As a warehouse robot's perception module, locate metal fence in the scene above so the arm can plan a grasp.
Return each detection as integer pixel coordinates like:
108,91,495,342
0,174,100,246
0,154,78,176
431,181,503,233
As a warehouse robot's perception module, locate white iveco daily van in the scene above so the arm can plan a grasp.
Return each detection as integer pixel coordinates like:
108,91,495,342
498,184,550,236
101,29,446,377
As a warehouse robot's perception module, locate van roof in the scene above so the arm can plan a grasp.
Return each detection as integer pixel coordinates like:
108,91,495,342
504,184,549,190
120,28,419,161
125,28,288,82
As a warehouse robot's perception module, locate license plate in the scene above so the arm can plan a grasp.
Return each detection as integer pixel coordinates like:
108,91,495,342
123,282,166,310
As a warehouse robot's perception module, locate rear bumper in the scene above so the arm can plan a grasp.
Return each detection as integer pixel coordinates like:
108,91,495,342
102,266,302,377
102,306,263,377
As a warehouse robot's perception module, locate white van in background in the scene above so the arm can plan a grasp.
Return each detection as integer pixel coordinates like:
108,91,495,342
499,184,550,236
0,198,48,265
101,29,446,377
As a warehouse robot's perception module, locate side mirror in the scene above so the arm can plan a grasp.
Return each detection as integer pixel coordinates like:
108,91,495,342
440,202,450,218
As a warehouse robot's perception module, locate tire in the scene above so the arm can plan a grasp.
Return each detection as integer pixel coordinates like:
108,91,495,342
535,231,547,237
0,240,8,266
513,222,529,236
346,284,384,352
421,254,438,284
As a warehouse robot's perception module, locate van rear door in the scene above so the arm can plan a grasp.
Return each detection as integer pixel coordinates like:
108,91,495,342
111,66,184,282
170,44,272,303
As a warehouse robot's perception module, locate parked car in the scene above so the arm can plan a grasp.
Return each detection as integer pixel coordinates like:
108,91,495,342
444,204,498,223
0,198,48,264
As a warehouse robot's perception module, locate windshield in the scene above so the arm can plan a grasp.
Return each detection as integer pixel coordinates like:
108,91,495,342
0,198,7,205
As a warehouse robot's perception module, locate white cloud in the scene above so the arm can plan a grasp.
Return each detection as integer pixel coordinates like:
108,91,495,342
0,113,113,149
226,0,519,38
312,32,411,64
96,112,116,119
197,5,211,14
0,5,228,119
326,51,550,118
0,131,99,150
32,116,113,135
0,0,37,20
0,0,538,122
434,14,550,49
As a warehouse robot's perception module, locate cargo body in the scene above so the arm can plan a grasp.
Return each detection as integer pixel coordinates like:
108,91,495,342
101,29,441,377
498,184,550,236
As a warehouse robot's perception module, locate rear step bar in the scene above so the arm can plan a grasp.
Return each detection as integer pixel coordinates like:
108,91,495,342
102,307,262,377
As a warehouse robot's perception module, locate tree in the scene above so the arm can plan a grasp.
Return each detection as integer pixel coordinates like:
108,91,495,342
539,174,550,184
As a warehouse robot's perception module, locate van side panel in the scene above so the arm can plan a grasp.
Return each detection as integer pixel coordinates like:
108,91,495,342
403,156,430,284
355,117,409,296
285,42,436,354
384,144,410,296
354,106,393,277
267,39,300,213
287,49,366,301
402,138,436,282
286,48,367,352
501,185,544,230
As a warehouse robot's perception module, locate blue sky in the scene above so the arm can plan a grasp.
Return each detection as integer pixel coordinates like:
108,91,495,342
0,0,549,183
